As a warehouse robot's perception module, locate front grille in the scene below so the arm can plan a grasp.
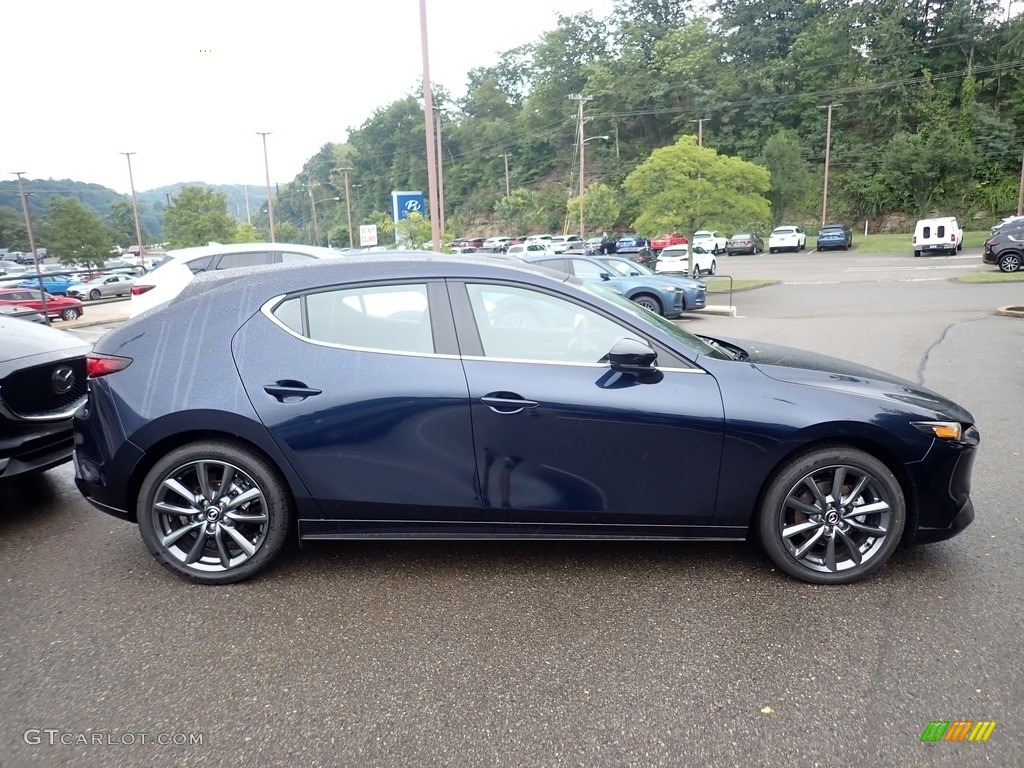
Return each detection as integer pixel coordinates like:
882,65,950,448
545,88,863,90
0,357,88,419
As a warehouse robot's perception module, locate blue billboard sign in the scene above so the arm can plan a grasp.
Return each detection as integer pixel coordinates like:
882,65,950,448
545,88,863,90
391,191,426,222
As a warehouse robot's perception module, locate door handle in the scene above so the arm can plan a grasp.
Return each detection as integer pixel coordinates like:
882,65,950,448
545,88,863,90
481,393,539,414
263,380,322,403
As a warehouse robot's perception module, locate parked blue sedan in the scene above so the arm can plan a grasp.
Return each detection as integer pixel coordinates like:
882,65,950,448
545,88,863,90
524,253,704,317
18,273,78,296
73,254,978,586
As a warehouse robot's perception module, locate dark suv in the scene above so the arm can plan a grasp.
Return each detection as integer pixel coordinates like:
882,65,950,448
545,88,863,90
983,226,1024,272
0,316,89,481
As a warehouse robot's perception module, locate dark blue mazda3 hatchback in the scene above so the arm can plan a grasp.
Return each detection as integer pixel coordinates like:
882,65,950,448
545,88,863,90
73,255,979,585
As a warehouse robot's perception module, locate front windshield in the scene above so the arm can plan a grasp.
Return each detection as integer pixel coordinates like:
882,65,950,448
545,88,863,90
580,282,731,360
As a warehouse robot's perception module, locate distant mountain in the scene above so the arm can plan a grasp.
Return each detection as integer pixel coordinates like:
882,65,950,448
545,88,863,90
0,179,270,242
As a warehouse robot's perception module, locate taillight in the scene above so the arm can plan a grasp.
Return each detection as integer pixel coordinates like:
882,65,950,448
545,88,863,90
912,235,917,244
950,234,956,242
87,353,132,378
131,285,155,296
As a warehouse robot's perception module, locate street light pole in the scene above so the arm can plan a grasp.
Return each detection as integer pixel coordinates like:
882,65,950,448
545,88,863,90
339,167,355,248
570,93,593,239
121,152,145,259
257,132,276,242
418,0,442,252
502,153,511,197
12,172,48,324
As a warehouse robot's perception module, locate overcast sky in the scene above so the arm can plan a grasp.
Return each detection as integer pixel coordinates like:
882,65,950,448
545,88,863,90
4,0,616,195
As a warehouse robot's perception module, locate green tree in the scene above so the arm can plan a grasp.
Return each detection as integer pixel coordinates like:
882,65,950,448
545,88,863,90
41,197,114,267
567,182,621,234
494,189,547,235
394,212,432,249
108,200,147,247
0,207,29,251
163,186,236,248
233,222,261,243
623,136,771,237
760,131,811,226
275,221,301,244
881,124,976,216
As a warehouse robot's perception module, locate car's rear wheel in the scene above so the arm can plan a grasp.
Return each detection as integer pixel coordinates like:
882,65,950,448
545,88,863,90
757,446,905,585
60,308,80,321
136,440,292,585
632,293,664,315
913,250,921,258
769,248,776,254
998,253,1022,273
89,289,101,300
709,259,717,275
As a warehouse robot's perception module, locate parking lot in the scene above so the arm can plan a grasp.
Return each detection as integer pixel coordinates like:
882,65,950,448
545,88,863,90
1,247,1022,767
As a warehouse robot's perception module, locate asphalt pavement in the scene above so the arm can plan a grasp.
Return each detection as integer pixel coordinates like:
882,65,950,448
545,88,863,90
1,248,1022,767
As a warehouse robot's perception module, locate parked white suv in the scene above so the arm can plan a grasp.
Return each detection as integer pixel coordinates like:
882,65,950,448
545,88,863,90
912,217,963,257
130,243,343,317
691,230,728,254
768,226,807,253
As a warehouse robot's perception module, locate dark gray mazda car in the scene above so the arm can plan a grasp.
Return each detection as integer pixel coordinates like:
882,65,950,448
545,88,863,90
0,316,89,481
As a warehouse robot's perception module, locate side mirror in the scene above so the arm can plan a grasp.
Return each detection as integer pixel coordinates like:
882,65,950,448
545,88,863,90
599,272,612,281
609,338,657,373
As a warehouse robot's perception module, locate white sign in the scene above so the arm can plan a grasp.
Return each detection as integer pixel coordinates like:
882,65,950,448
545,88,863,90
359,225,378,247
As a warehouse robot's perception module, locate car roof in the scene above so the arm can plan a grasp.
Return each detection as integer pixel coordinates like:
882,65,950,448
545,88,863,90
161,242,344,262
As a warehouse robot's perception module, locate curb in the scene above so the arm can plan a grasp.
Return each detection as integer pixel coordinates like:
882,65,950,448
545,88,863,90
996,305,1024,318
695,305,738,317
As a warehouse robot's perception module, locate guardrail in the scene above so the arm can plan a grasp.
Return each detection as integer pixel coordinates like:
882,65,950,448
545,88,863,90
703,274,735,311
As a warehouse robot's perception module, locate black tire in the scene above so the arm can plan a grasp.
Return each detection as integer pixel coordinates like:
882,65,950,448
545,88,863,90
61,307,80,321
136,440,293,585
632,293,663,315
757,446,905,585
998,253,1022,273
913,250,921,258
709,259,717,275
89,289,101,300
957,241,963,252
769,248,776,254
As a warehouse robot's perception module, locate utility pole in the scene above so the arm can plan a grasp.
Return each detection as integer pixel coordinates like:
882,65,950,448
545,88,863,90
691,117,709,147
12,172,48,324
820,104,840,227
339,167,355,248
569,93,593,240
121,152,145,259
257,132,276,242
243,185,251,224
1017,147,1024,216
418,0,441,252
434,106,446,235
502,153,511,196
306,178,320,246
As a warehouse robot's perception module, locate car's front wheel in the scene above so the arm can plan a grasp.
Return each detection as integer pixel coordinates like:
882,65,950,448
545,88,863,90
998,253,1022,273
89,289,101,300
632,293,664,315
757,446,905,584
136,440,293,584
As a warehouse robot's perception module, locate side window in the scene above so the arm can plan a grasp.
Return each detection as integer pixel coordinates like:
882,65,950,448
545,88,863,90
281,251,317,263
215,252,273,270
569,259,606,279
937,225,946,237
276,284,433,354
466,283,641,365
185,255,215,274
922,226,931,239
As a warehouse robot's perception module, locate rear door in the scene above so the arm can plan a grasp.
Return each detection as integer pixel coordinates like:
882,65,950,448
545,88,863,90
232,279,480,523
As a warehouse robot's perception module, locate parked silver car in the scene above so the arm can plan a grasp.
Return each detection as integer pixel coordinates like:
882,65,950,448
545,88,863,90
66,274,134,301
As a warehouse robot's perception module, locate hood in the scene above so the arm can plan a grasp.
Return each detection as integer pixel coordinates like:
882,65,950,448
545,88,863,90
712,337,973,422
0,317,90,376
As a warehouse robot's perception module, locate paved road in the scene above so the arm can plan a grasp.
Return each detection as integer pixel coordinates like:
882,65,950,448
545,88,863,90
1,257,1021,767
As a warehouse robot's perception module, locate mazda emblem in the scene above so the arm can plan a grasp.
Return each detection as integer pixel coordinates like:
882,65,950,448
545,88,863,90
52,366,75,395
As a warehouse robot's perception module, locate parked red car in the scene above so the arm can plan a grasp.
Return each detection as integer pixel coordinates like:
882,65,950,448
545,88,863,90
0,287,84,321
650,233,689,251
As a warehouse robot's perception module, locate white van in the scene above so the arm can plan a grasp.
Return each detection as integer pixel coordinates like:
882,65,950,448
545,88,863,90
913,217,963,256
